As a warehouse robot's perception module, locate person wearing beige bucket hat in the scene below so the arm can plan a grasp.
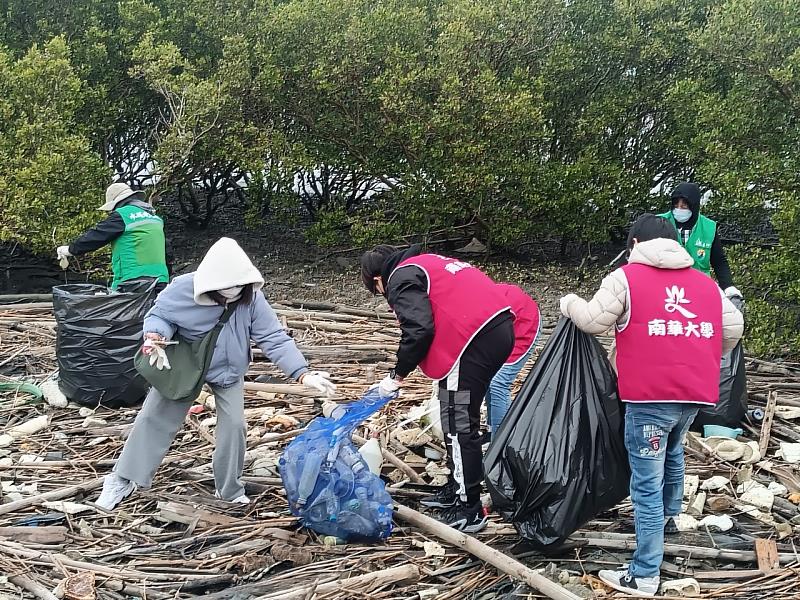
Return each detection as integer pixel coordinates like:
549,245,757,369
56,182,170,291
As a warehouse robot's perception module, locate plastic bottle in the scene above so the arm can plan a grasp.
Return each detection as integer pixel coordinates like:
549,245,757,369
296,452,324,506
324,479,339,522
358,437,383,475
337,510,376,537
339,444,367,475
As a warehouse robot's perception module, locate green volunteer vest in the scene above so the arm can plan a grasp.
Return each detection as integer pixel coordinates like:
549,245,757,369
659,211,716,276
110,204,169,289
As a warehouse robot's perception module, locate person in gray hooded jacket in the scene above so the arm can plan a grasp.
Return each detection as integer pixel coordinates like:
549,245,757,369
95,237,336,510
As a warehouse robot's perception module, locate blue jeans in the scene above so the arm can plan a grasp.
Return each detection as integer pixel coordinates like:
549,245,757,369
485,344,535,432
624,403,699,578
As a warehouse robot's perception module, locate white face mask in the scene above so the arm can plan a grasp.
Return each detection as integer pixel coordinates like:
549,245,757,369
218,285,244,300
672,208,692,223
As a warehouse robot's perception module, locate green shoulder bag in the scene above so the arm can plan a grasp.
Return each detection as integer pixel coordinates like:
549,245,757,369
134,305,234,401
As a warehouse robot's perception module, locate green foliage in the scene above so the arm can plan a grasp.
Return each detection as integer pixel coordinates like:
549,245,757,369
1,0,800,356
0,38,108,254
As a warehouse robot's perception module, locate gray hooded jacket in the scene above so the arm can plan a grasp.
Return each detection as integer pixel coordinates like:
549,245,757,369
143,240,308,387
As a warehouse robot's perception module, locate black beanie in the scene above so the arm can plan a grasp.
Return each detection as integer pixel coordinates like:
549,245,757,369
627,213,678,250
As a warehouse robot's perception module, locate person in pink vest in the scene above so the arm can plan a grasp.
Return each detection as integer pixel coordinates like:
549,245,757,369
484,284,540,436
360,244,515,532
560,214,743,597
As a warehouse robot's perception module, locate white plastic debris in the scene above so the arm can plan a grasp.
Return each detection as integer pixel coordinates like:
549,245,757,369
422,382,444,442
17,454,44,464
768,482,789,496
0,458,11,467
673,513,699,531
42,501,92,515
687,491,706,516
778,442,800,464
660,577,701,597
417,590,440,600
40,380,68,408
698,514,734,532
701,475,730,491
358,438,383,475
78,407,95,418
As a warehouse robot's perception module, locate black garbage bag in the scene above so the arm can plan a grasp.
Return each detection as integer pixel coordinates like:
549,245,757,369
484,317,630,548
691,296,747,432
691,341,747,431
53,280,157,408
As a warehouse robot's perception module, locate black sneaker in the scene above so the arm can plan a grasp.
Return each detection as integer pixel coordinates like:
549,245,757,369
664,516,679,534
439,501,487,533
419,481,458,509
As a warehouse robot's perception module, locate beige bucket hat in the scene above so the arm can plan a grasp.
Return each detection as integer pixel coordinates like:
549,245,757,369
99,182,139,211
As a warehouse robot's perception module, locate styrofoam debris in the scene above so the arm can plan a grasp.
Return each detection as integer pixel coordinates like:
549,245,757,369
0,458,11,467
87,436,108,447
393,427,433,447
698,514,734,532
78,407,95,417
768,482,789,496
18,454,44,464
82,416,107,428
740,485,774,511
736,480,764,494
683,475,700,498
778,442,800,464
775,406,800,420
673,513,699,531
417,590,440,600
42,501,92,515
425,461,450,486
660,577,701,597
0,415,50,446
701,476,730,491
40,380,68,408
423,541,446,557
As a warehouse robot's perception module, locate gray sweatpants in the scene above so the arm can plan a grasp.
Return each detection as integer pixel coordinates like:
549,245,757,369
115,378,246,500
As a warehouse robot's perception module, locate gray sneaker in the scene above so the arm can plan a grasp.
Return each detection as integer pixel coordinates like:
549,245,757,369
95,473,136,510
598,567,659,598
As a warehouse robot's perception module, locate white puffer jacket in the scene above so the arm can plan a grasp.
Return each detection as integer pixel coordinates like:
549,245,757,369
561,238,744,355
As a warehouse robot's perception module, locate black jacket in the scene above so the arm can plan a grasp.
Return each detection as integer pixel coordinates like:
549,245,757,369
381,245,435,378
69,196,173,275
669,183,733,290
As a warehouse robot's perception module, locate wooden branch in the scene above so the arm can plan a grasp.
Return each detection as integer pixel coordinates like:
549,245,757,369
243,382,322,398
393,503,580,600
8,573,60,600
759,390,778,456
352,433,424,483
254,564,420,600
0,526,67,544
0,477,103,516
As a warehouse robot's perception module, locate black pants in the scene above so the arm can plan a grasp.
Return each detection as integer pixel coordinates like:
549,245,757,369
438,312,515,504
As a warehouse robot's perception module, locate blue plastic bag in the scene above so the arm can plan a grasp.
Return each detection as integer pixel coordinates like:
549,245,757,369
279,388,394,540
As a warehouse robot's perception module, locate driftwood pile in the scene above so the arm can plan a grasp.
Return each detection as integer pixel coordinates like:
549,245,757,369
0,297,799,599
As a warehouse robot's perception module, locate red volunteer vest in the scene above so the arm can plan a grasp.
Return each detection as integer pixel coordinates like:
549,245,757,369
497,283,540,364
391,255,511,380
616,263,722,405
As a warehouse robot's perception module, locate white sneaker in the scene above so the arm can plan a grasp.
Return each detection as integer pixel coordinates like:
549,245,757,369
215,491,250,504
599,567,659,598
95,473,136,510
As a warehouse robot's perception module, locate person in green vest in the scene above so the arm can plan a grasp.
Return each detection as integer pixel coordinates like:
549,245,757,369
658,182,742,300
57,183,171,292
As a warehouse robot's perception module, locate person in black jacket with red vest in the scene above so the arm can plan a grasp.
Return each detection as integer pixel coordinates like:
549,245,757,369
360,244,515,532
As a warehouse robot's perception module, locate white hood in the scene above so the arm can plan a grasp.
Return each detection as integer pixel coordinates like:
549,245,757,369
193,238,264,305
628,238,694,270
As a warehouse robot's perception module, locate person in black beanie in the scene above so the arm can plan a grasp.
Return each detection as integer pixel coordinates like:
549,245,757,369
659,182,741,301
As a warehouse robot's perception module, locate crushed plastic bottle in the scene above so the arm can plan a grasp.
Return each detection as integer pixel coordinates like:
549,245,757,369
280,388,396,540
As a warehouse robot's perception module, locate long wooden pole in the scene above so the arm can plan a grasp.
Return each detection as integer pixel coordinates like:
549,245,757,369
393,503,580,600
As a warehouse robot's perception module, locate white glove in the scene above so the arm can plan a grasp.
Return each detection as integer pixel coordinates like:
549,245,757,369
142,339,171,370
301,371,336,397
560,293,579,317
724,286,743,299
375,374,402,398
56,245,72,260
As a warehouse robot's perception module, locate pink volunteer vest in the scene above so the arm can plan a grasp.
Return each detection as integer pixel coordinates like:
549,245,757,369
497,283,540,364
616,263,722,405
391,255,511,380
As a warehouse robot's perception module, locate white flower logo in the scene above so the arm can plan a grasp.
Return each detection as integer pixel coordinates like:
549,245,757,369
664,286,697,319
